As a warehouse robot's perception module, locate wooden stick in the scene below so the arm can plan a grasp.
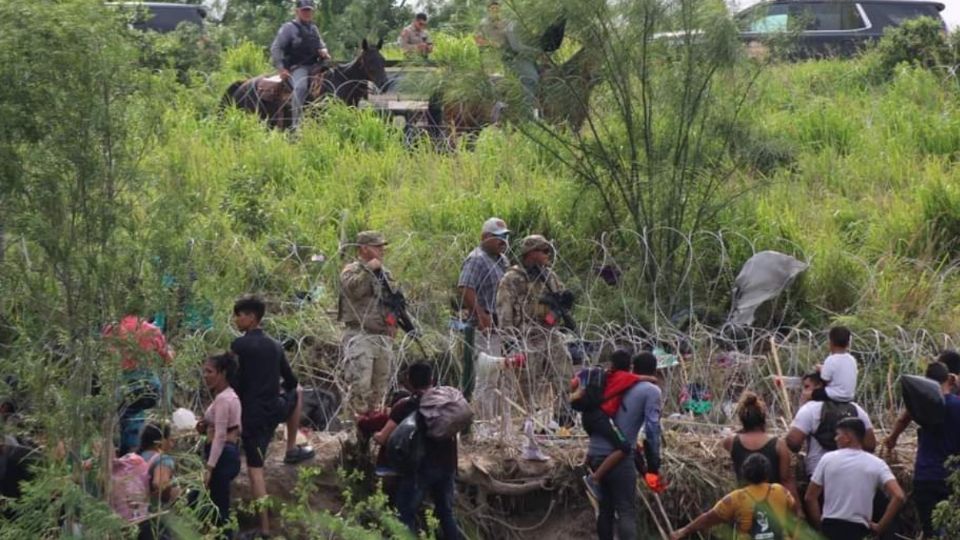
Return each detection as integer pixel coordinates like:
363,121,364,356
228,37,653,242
769,336,794,422
493,389,554,434
638,487,670,540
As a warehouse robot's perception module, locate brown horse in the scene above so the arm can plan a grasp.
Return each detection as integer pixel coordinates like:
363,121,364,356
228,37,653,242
222,39,388,129
439,46,603,141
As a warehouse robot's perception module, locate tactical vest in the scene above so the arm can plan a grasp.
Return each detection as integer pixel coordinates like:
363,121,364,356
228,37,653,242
285,21,322,68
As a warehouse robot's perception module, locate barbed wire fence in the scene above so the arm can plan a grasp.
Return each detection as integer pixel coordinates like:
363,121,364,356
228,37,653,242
153,227,960,436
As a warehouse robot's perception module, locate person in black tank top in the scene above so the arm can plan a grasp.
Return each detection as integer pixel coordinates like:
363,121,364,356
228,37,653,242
722,391,803,517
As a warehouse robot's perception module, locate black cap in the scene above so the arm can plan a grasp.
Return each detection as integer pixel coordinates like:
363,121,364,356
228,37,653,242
296,0,315,10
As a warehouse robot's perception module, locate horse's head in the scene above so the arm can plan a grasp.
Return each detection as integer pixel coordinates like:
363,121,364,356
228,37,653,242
357,38,388,91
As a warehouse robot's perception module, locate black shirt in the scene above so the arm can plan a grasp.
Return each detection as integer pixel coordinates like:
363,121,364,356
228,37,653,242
231,329,297,430
389,393,458,472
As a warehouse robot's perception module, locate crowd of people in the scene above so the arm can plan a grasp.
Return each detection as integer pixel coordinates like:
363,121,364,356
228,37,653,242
4,215,960,540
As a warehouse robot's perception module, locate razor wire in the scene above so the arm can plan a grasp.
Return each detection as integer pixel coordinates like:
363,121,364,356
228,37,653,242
146,227,960,434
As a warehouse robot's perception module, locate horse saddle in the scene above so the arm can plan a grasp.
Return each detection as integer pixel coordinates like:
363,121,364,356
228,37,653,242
255,76,290,102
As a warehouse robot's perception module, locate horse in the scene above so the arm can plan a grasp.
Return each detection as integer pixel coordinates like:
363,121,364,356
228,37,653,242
437,45,604,143
222,38,388,130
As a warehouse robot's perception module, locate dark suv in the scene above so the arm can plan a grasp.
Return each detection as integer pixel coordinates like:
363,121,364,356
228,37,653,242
737,1,947,58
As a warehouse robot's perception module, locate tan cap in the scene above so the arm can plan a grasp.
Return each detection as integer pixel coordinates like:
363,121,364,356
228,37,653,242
519,234,551,256
356,230,388,247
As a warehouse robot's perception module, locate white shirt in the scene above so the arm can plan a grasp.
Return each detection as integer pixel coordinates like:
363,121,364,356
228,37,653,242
812,448,895,526
821,352,857,401
791,400,873,474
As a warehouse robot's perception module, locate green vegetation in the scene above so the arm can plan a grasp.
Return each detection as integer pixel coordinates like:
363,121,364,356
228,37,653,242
3,0,960,536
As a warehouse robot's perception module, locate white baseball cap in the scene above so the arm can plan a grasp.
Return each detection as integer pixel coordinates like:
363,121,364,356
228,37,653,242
481,217,510,237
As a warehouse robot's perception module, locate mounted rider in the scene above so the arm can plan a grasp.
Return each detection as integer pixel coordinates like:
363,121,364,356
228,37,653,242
269,0,331,129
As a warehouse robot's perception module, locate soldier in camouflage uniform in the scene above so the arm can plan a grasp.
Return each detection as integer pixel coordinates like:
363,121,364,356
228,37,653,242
339,231,397,416
496,234,573,424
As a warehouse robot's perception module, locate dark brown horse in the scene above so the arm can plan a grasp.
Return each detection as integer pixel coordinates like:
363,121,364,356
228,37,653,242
439,46,603,140
222,39,388,129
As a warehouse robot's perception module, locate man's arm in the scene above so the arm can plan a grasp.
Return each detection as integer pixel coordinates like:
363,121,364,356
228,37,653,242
776,439,803,516
871,479,906,534
495,275,517,331
279,348,298,393
883,410,912,451
671,509,725,539
642,386,663,473
863,428,877,453
270,23,293,70
804,482,823,527
785,427,806,453
341,264,376,300
373,419,397,445
315,28,330,59
505,22,540,56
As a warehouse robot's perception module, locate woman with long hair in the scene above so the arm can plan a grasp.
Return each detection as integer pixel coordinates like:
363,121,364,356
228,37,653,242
722,391,800,512
199,353,242,537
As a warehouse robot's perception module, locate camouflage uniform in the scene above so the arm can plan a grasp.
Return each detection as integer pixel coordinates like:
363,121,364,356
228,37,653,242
495,235,572,420
339,231,396,415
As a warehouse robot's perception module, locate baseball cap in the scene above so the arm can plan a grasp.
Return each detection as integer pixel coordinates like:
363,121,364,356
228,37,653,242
296,0,315,10
482,217,510,238
356,231,387,247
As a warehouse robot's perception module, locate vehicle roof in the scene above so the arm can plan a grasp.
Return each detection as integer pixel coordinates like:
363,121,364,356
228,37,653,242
757,0,944,9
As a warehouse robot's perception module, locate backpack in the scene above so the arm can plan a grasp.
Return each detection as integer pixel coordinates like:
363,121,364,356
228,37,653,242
901,375,945,429
110,452,160,522
813,401,857,451
571,367,607,412
386,410,425,473
747,486,785,540
418,386,473,439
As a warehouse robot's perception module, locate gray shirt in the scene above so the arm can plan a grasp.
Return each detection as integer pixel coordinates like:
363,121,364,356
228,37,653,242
270,20,327,70
588,381,662,461
457,247,508,320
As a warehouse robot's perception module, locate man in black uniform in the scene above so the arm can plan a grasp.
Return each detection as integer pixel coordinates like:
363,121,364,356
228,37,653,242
269,0,331,129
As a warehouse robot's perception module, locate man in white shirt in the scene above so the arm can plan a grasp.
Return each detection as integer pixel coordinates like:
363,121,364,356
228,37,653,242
814,326,857,402
805,418,905,540
785,372,876,477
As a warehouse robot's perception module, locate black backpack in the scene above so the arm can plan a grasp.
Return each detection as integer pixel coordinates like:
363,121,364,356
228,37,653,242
747,487,785,540
813,401,857,450
571,367,607,412
386,410,425,473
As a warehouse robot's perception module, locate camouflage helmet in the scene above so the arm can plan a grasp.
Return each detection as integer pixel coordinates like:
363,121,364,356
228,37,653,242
356,230,388,247
519,234,552,256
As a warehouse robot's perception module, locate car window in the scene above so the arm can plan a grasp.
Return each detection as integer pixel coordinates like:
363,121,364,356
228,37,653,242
792,3,867,31
740,4,790,33
864,4,942,28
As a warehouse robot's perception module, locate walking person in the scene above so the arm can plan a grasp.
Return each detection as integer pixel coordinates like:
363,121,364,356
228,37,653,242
805,418,906,540
339,231,399,417
373,363,460,539
199,353,243,538
883,361,960,537
231,296,314,537
269,0,331,129
722,392,800,511
587,352,662,540
457,217,510,420
671,453,796,539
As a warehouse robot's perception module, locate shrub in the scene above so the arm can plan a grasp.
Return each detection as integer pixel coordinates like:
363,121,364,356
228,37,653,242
874,16,953,79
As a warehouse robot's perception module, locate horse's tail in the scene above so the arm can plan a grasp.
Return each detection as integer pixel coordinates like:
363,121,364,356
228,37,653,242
220,80,244,110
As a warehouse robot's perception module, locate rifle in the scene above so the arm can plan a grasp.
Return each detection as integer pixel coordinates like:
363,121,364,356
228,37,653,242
540,289,576,332
375,271,420,337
